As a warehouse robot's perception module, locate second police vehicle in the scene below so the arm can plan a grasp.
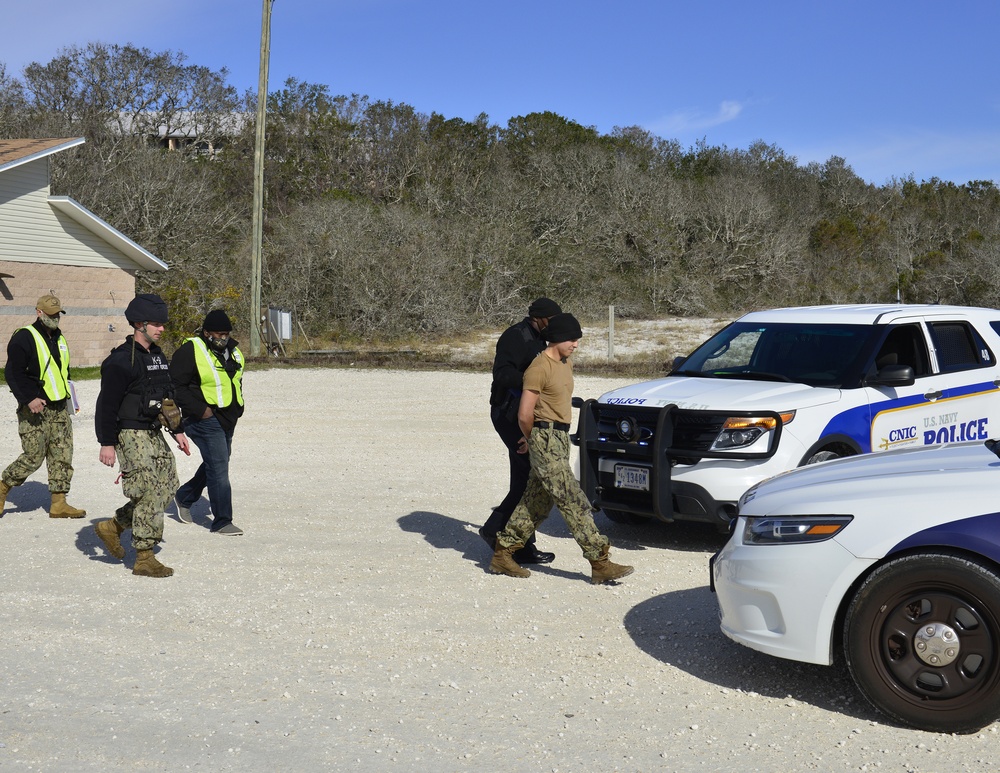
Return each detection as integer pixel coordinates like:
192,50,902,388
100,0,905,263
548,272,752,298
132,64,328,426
711,438,1000,733
574,304,1000,528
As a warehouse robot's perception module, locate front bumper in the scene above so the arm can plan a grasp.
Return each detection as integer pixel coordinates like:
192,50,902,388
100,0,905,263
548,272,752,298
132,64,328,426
711,526,874,665
576,400,791,525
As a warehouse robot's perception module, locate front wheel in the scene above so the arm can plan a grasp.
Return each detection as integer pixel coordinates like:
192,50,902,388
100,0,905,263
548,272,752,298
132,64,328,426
843,553,1000,733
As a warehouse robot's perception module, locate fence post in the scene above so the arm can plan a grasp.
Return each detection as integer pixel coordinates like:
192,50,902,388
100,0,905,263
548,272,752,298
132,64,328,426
608,305,615,360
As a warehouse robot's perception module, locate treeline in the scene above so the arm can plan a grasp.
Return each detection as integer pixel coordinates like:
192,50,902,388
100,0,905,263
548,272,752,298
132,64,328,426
3,43,1000,341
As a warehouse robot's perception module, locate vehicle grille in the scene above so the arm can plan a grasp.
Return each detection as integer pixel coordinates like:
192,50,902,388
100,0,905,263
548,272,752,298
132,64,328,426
593,404,727,456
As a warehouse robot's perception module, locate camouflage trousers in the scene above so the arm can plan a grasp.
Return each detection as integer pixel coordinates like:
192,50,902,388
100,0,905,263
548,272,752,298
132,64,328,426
112,429,178,551
2,403,74,493
498,427,609,560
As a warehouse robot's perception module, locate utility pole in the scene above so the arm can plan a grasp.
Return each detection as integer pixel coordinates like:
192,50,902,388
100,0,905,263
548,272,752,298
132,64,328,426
250,0,275,357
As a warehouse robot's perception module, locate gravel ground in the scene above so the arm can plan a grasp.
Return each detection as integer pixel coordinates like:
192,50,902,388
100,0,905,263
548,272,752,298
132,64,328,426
1,366,999,772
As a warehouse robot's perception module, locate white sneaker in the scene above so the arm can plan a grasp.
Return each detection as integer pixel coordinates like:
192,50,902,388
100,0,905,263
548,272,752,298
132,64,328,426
175,497,192,524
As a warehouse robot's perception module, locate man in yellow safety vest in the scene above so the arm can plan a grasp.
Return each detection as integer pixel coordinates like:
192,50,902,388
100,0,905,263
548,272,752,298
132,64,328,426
169,309,246,535
1,294,86,518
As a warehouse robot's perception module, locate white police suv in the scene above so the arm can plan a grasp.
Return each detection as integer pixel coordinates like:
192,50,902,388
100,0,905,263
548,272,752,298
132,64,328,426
712,439,1000,733
575,304,1000,529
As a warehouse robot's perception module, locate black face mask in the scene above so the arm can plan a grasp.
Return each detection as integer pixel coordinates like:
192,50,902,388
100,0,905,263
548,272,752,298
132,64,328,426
206,333,230,352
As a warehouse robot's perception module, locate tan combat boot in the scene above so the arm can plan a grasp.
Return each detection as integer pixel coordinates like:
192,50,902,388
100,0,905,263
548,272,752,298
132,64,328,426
133,549,174,578
589,549,634,585
489,543,531,578
0,480,11,514
94,519,126,560
49,493,86,518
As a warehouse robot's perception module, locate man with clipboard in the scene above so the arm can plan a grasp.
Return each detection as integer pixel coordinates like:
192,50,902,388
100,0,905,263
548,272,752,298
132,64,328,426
0,295,86,518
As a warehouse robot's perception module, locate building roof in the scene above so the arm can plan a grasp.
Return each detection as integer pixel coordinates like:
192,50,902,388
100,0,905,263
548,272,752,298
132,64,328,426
48,196,167,271
0,138,86,173
0,137,167,272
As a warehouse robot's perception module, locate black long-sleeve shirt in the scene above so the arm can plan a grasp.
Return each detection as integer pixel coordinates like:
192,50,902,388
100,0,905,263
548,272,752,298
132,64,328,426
4,320,69,407
94,337,172,446
489,318,546,406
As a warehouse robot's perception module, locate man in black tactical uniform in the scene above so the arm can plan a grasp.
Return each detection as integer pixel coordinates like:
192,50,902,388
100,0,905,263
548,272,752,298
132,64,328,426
93,294,190,577
480,297,562,565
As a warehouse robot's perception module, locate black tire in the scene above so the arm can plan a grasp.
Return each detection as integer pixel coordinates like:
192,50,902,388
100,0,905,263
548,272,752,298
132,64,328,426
805,449,840,464
602,509,645,525
843,552,1000,733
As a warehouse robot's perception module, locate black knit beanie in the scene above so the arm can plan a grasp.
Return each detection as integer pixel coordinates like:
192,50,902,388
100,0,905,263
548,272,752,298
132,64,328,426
203,309,234,332
544,313,583,343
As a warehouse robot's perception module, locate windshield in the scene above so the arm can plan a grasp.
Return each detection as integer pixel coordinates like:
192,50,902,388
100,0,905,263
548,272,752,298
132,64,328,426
675,322,877,387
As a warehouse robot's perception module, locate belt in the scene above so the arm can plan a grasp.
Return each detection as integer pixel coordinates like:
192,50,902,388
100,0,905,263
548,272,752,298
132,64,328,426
533,421,570,431
21,398,66,410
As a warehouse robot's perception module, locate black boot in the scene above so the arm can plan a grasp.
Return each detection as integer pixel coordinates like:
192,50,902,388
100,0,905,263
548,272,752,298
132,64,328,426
514,544,555,564
478,526,496,550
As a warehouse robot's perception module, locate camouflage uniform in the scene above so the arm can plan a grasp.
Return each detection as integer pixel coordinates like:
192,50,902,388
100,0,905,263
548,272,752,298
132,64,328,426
497,427,609,561
5,403,74,493
111,429,179,550
2,310,77,500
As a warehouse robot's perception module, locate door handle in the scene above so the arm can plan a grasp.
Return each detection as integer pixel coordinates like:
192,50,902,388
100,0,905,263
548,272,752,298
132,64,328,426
924,390,943,401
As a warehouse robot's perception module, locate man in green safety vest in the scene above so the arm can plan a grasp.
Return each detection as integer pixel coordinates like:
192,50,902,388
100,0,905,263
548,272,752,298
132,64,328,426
1,295,86,518
170,309,246,535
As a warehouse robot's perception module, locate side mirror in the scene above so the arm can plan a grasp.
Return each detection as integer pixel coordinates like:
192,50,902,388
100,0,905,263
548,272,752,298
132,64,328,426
669,356,687,373
572,396,584,408
867,363,915,387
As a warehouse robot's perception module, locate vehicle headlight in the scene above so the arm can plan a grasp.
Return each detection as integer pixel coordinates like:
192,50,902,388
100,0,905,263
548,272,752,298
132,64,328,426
711,411,796,451
742,514,853,545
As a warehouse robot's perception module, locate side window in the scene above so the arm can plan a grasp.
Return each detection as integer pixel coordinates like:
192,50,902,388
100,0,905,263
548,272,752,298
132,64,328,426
928,321,994,372
700,330,762,370
873,324,930,377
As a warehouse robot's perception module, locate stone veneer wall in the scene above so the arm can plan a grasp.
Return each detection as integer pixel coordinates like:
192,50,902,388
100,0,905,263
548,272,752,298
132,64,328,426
0,261,137,368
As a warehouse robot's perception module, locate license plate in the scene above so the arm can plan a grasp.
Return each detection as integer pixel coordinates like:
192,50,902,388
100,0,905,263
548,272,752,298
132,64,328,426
614,465,649,491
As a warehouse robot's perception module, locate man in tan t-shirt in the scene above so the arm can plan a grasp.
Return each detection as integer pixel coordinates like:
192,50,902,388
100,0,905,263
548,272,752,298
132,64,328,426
489,313,634,585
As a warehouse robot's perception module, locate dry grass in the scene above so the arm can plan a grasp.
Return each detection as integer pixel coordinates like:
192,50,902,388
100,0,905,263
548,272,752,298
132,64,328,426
432,317,732,373
258,317,735,376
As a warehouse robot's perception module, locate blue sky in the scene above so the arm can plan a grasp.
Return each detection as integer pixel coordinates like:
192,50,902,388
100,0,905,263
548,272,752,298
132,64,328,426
4,0,999,185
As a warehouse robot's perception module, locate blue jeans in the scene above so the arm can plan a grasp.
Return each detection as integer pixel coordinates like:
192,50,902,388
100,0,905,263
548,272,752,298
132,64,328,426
176,416,235,531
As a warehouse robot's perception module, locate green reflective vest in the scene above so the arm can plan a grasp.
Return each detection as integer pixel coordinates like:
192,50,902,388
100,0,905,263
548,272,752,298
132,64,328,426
188,337,244,408
23,326,70,401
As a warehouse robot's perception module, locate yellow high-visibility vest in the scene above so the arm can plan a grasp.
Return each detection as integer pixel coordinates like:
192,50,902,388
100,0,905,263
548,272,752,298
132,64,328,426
188,336,244,407
22,326,69,401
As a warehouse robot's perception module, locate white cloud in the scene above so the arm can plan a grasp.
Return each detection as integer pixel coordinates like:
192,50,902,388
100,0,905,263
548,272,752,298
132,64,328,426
645,100,745,137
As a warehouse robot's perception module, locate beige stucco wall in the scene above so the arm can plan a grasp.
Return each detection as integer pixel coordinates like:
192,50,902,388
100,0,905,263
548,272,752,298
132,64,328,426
0,261,137,368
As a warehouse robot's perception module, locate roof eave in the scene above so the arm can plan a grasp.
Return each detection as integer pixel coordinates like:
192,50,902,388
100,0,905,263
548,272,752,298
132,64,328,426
0,137,86,174
47,196,168,272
